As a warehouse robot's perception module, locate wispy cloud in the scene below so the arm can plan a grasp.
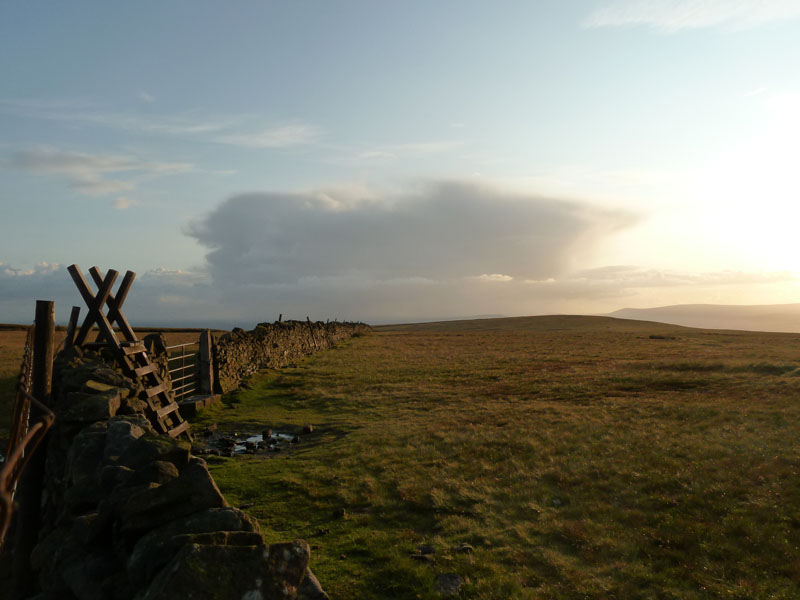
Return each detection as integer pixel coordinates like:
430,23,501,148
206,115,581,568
137,90,156,103
3,146,194,197
0,98,233,136
324,140,464,165
214,122,322,148
584,0,800,32
567,265,795,289
113,196,136,210
356,141,464,160
0,98,321,149
474,273,514,282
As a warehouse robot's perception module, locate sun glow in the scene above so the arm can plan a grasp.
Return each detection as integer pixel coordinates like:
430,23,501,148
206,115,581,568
686,92,800,273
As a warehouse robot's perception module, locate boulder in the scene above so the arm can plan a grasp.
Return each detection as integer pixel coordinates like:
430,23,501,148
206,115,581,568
99,464,135,494
62,550,124,600
128,460,180,486
61,390,121,423
88,367,139,395
297,568,330,600
118,432,190,471
66,427,108,486
120,459,227,532
104,418,148,463
436,573,464,596
119,396,149,415
127,506,260,578
137,540,310,600
64,426,108,508
128,529,263,583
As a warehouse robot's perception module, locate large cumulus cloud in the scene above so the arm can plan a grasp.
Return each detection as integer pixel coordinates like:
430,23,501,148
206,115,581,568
177,179,641,322
187,180,636,287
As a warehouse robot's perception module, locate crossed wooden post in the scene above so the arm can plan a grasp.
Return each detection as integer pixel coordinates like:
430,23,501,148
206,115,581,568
68,266,138,347
66,264,191,439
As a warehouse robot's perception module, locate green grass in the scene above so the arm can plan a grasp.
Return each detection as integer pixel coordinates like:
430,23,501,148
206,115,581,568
191,316,800,599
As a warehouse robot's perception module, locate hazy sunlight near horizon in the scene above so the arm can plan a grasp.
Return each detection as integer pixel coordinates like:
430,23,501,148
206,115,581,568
2,1,800,326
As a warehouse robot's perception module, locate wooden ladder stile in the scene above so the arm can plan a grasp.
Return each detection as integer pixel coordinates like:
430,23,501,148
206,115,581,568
66,264,192,440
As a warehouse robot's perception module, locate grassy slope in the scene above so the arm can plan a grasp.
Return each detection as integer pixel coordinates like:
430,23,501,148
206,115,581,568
190,316,800,599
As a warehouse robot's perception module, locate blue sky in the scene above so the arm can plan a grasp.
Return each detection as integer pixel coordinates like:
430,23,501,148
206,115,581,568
2,1,800,326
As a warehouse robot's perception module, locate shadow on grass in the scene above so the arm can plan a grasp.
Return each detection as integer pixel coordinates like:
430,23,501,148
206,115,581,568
635,362,799,376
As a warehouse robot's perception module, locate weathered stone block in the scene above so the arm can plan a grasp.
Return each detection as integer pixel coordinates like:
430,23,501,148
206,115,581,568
298,568,330,600
104,418,148,463
117,432,190,471
137,540,309,600
128,529,263,583
62,390,121,423
120,459,227,532
128,460,180,486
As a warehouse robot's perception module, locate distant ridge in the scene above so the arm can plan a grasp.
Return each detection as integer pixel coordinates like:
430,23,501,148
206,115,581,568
608,303,800,333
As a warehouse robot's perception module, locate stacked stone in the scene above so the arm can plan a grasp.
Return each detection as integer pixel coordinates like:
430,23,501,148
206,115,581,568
214,320,369,393
28,349,327,600
141,333,172,394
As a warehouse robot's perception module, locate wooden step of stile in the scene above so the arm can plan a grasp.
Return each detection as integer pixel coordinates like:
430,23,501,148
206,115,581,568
134,363,158,377
156,402,179,419
167,421,191,438
145,382,168,398
121,342,146,356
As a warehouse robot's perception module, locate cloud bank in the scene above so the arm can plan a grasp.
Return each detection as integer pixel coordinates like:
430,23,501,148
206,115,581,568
1,260,794,327
187,180,636,288
3,181,795,326
0,262,220,327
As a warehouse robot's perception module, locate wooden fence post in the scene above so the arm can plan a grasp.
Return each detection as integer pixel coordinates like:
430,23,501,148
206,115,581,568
198,330,214,395
306,316,318,350
11,300,55,599
64,306,80,349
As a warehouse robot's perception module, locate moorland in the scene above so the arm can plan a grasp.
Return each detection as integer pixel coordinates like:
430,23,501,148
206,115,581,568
3,315,800,598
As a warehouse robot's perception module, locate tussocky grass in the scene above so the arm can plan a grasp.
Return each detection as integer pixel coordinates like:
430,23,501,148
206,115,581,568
192,316,800,599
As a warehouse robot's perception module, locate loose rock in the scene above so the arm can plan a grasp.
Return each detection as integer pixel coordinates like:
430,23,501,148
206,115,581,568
436,573,463,596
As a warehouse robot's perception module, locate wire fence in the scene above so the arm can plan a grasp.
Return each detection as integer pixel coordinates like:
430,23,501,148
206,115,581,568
0,327,55,550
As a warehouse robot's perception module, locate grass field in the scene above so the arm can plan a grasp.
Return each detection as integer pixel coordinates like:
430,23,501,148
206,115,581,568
4,315,800,598
187,315,800,599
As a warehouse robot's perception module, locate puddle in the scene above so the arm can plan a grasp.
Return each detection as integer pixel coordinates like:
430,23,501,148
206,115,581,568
233,433,295,453
202,430,300,456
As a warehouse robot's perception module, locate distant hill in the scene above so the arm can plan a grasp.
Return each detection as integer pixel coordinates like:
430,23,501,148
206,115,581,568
378,314,691,333
608,303,800,333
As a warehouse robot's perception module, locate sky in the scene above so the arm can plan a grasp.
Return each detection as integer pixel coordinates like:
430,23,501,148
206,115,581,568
2,0,800,327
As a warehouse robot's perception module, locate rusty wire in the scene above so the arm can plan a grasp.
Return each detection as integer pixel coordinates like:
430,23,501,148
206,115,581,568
0,328,55,551
5,328,34,462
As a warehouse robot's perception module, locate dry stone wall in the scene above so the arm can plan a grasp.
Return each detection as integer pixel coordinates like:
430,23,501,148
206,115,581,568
23,341,332,600
213,320,369,393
